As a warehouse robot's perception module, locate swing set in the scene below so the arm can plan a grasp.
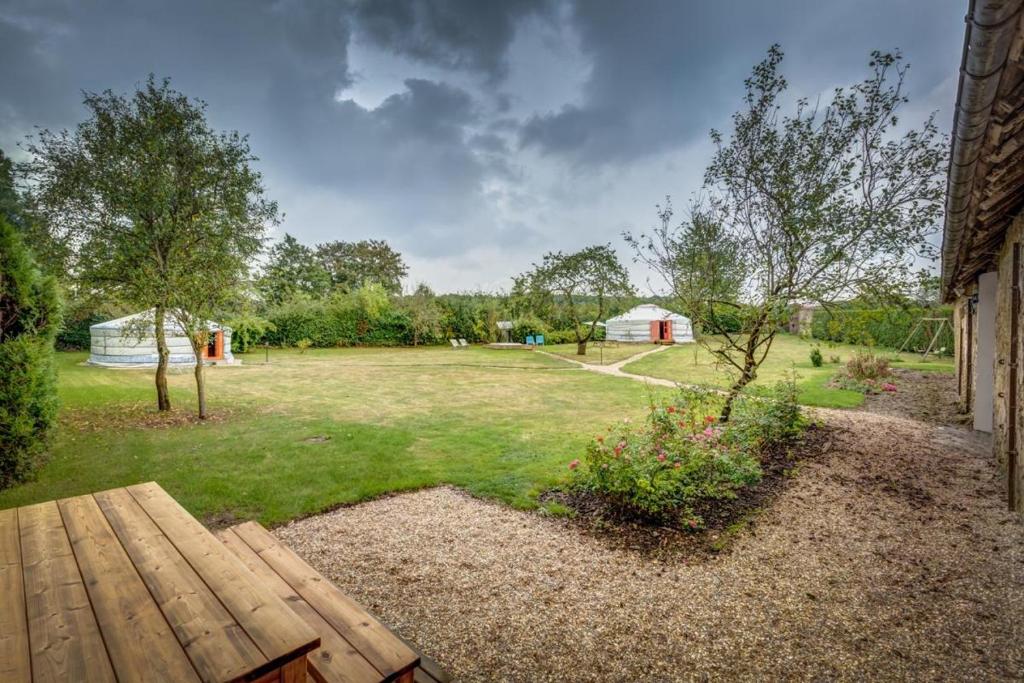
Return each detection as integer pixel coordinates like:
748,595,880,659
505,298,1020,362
898,317,954,360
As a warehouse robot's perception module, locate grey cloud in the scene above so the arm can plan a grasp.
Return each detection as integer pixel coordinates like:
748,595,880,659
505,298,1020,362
519,0,964,165
352,0,553,80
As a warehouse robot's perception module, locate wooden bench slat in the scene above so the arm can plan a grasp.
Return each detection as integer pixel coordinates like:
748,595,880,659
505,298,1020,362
95,487,266,682
217,528,383,683
126,483,320,669
58,494,201,682
231,521,419,680
19,501,116,683
0,508,30,683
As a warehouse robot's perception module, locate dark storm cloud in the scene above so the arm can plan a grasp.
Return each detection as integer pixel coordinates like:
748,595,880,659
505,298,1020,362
0,0,966,289
520,0,963,164
352,0,553,81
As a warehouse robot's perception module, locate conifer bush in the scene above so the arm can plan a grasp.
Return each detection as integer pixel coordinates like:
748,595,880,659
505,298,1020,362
0,218,61,489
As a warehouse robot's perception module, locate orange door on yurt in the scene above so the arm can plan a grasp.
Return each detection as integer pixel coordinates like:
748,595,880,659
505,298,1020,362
661,320,673,342
649,320,660,341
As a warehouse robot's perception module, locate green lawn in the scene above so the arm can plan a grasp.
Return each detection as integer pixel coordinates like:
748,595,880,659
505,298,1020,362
0,347,675,524
0,336,955,525
543,342,660,365
621,333,954,408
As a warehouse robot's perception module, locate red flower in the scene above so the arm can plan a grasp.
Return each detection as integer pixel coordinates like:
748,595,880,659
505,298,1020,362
704,415,716,424
657,452,667,462
666,405,676,414
568,459,580,470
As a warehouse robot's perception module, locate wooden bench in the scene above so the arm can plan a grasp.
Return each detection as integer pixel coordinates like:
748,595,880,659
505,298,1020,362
218,522,449,683
1,482,321,683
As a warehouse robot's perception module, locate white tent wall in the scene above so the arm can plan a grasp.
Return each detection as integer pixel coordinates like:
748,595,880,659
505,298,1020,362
88,310,235,367
604,304,694,343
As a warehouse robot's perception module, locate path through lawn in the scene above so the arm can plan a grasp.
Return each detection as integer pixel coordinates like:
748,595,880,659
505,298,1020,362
276,373,1023,681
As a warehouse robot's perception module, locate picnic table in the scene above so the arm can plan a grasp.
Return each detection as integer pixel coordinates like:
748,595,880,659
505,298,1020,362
0,482,321,682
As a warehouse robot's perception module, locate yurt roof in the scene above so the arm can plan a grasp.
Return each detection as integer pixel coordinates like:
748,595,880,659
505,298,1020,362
90,309,229,333
606,304,688,323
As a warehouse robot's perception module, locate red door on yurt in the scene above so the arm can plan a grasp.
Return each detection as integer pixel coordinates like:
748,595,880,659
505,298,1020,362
650,320,673,343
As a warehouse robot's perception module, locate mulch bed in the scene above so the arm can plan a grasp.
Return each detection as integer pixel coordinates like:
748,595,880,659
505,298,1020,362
539,425,835,560
859,367,968,425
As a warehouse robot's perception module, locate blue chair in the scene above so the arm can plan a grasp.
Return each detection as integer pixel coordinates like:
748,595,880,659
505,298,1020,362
526,335,535,345
535,335,545,346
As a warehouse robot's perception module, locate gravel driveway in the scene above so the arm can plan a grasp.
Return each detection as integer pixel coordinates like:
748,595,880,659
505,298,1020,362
276,376,1024,681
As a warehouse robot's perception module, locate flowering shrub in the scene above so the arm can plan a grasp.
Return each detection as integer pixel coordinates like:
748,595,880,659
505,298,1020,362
831,350,895,394
844,350,891,381
571,382,805,526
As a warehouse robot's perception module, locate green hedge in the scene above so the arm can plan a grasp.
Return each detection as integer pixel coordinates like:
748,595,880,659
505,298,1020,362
1,218,61,489
811,307,954,355
263,297,416,348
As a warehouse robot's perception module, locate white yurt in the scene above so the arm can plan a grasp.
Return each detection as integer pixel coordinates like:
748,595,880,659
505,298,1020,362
605,304,694,343
88,310,235,368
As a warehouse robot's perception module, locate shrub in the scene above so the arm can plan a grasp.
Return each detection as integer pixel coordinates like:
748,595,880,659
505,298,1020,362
511,314,548,343
727,376,808,450
829,354,841,364
809,346,823,367
225,309,275,353
845,350,891,381
830,350,894,394
295,338,312,353
1,218,61,489
571,382,805,526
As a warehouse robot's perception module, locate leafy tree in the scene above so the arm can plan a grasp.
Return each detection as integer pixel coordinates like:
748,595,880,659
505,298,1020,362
316,239,407,295
630,46,945,420
0,217,61,488
524,245,633,355
258,234,331,304
401,283,441,346
22,76,277,414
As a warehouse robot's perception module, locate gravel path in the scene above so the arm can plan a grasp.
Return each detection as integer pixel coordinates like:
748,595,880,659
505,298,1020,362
275,376,1024,681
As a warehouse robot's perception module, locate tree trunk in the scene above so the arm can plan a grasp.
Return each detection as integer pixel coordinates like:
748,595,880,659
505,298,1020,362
577,340,588,355
719,323,774,423
153,305,171,412
193,355,207,420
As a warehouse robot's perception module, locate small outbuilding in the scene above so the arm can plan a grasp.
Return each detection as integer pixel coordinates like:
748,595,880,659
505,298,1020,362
88,310,235,368
605,304,694,343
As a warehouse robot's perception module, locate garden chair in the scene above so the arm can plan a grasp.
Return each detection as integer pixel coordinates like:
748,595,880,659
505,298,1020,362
535,334,545,345
449,339,460,348
458,338,469,346
526,335,535,345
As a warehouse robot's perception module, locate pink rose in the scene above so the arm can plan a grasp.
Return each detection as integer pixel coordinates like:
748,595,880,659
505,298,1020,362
657,452,667,462
568,459,580,470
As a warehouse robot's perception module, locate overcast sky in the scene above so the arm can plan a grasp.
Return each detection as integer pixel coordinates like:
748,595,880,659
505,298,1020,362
1,0,965,293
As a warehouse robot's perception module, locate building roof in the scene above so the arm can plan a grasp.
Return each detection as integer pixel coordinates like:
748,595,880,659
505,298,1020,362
941,0,1024,301
91,309,228,333
605,304,689,323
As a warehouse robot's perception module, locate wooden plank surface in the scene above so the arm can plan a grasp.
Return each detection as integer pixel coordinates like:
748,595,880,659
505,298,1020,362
0,507,30,683
218,528,382,683
58,494,200,682
231,521,418,680
94,487,266,682
126,482,319,669
18,501,116,683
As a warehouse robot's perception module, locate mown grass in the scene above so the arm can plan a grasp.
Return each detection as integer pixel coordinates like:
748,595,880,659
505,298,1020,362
543,342,660,365
0,347,674,524
621,333,954,408
0,336,954,524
